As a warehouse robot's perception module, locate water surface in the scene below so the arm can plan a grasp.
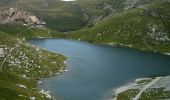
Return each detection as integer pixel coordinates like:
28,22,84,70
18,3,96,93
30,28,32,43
28,39,170,100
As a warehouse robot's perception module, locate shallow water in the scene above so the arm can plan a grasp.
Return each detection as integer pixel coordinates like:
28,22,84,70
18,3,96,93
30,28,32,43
28,39,170,100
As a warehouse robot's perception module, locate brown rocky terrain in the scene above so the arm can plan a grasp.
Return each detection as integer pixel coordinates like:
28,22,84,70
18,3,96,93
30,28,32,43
0,8,46,26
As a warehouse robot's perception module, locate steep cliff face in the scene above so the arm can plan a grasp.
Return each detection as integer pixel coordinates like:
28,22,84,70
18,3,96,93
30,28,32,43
0,8,46,26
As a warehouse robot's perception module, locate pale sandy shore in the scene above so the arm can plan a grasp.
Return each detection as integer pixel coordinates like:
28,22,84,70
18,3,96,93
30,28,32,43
113,76,170,100
132,77,161,100
165,53,170,55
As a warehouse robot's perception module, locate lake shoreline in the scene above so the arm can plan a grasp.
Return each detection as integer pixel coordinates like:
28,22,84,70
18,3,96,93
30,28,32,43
24,42,68,99
29,39,170,100
0,32,67,100
113,76,170,100
37,60,68,100
27,37,170,56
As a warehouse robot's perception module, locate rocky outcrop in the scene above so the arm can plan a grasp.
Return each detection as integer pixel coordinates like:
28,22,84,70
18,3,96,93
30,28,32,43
0,8,46,26
0,48,5,57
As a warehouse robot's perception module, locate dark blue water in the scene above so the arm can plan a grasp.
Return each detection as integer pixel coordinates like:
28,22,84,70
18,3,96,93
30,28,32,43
28,39,170,100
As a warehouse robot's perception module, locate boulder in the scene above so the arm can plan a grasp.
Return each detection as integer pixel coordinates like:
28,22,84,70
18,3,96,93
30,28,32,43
0,8,45,26
0,48,5,58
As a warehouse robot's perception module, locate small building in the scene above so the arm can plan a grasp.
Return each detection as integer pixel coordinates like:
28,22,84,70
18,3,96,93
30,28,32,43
0,48,5,58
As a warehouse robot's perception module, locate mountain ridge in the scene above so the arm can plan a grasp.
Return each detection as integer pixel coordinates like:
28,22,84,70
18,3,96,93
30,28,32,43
0,0,157,31
0,0,169,53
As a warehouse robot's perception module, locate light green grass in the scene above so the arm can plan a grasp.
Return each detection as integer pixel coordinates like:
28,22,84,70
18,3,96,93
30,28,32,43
140,88,170,100
116,89,140,100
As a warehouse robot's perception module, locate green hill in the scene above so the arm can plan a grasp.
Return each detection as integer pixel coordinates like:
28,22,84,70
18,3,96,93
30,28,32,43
66,0,170,53
0,0,156,32
0,0,169,53
0,0,170,99
0,31,66,99
0,0,169,54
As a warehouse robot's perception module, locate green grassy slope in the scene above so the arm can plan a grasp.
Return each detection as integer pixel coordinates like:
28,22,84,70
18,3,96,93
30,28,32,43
0,31,66,99
0,0,100,31
0,0,87,31
0,0,156,32
0,24,66,38
0,0,169,53
67,0,170,53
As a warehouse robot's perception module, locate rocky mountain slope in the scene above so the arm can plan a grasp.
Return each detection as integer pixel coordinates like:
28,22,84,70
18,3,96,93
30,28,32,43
0,31,66,99
0,8,46,26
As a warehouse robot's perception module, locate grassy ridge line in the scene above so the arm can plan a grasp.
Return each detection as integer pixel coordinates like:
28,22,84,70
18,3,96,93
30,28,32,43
11,0,94,32
0,31,66,100
0,24,66,38
0,0,154,32
0,0,170,53
66,0,170,53
14,0,157,32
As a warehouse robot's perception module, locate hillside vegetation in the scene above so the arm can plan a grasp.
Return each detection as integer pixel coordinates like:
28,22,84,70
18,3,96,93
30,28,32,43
0,0,169,54
0,0,170,99
0,31,66,99
67,0,170,53
0,0,156,32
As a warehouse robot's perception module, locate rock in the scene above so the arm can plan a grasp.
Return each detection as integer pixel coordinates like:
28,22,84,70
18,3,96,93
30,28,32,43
9,8,15,16
16,84,27,89
0,8,46,26
29,16,38,23
30,97,35,100
0,48,5,57
64,69,68,72
38,81,42,84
